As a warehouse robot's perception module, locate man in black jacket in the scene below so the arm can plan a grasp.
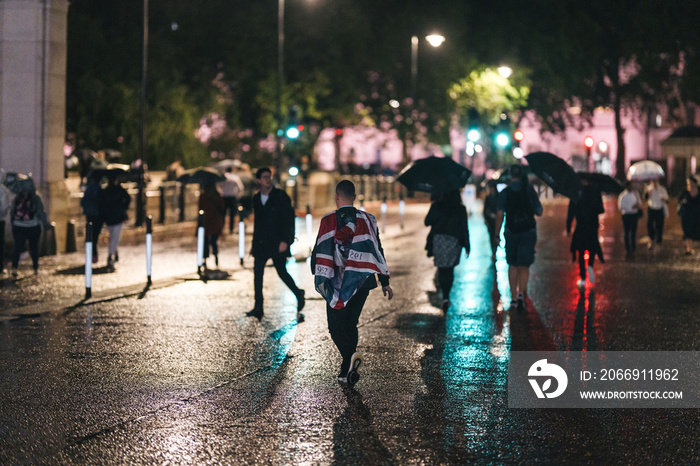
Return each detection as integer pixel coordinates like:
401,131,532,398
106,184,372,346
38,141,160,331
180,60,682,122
247,167,305,321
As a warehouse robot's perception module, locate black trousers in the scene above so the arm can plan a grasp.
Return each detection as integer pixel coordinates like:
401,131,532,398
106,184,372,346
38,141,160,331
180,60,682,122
253,252,302,308
11,224,41,270
224,197,238,232
578,252,596,280
622,214,638,252
647,207,665,244
326,288,370,375
438,267,454,300
485,218,498,254
204,234,219,260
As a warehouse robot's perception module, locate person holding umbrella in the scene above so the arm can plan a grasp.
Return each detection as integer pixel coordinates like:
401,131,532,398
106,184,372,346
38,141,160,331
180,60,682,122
424,189,470,312
566,178,605,288
617,181,643,254
495,164,543,311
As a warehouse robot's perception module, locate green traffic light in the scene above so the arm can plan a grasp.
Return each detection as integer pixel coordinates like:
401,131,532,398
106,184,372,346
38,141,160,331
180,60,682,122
286,126,300,139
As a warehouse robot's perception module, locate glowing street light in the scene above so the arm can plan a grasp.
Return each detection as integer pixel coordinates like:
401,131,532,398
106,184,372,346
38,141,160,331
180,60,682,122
498,66,512,78
411,33,446,105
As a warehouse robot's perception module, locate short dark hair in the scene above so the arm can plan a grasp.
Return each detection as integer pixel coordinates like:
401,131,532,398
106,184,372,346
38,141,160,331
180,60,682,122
336,180,356,199
255,167,272,179
509,164,523,179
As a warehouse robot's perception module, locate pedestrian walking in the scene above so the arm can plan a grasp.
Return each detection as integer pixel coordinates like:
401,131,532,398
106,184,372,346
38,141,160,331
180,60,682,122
198,183,225,268
566,179,605,288
10,188,48,277
221,167,243,234
97,178,131,269
677,176,700,256
483,181,499,257
0,172,11,273
617,182,643,254
644,179,669,250
495,164,543,311
424,189,470,312
312,180,393,385
81,174,103,263
246,167,305,321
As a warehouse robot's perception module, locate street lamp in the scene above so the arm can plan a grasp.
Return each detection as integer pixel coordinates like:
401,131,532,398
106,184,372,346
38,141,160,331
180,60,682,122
276,0,285,182
410,33,445,106
135,0,149,227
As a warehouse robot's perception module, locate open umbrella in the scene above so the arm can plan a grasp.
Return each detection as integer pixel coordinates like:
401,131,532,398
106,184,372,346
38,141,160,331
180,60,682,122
3,172,35,194
524,151,582,199
213,159,243,172
397,156,471,196
627,160,665,182
577,172,624,195
88,163,134,182
178,167,226,185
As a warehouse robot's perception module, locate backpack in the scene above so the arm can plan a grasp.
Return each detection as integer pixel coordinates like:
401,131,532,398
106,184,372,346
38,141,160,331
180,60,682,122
13,195,35,222
505,186,536,233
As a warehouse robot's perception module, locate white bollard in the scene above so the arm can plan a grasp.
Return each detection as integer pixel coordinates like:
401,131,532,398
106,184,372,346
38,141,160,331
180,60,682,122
85,222,93,299
381,198,387,233
238,220,245,266
306,205,313,254
146,216,153,286
197,210,205,274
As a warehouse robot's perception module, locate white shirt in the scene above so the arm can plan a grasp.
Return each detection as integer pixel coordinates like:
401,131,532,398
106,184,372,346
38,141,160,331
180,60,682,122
645,184,668,209
618,189,642,215
260,193,269,206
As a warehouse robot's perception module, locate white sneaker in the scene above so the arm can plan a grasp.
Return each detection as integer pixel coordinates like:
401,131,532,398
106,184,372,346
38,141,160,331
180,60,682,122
577,279,585,289
347,352,363,385
587,266,595,285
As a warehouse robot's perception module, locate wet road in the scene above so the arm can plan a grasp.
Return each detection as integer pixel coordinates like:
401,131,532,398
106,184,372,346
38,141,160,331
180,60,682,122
1,200,699,464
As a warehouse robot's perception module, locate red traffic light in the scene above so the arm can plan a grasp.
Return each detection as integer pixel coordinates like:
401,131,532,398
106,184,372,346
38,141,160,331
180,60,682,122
584,136,594,149
335,128,343,136
513,129,524,142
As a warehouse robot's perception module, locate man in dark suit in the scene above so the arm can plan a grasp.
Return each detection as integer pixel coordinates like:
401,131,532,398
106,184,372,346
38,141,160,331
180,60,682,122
247,167,305,321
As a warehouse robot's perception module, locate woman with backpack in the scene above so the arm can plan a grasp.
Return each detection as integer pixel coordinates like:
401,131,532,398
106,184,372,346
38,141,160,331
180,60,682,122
424,189,470,312
97,177,131,269
10,187,48,277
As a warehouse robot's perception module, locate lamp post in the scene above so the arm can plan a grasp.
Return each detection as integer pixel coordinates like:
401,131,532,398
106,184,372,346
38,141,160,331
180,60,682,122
135,0,149,227
410,34,445,106
275,0,285,182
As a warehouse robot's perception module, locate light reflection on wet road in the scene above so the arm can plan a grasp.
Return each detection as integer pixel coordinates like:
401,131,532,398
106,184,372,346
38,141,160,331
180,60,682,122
1,200,699,464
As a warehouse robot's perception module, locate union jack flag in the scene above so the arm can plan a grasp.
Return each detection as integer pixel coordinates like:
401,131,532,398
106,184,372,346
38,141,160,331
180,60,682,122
313,209,389,309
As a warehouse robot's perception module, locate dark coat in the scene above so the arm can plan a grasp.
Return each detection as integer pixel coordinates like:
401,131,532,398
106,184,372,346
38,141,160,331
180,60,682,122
424,196,470,257
252,187,295,258
97,184,131,226
198,188,225,236
566,184,604,261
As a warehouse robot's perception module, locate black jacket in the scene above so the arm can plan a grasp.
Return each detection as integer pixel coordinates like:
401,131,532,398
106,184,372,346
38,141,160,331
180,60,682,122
424,199,470,256
252,187,295,258
98,185,131,226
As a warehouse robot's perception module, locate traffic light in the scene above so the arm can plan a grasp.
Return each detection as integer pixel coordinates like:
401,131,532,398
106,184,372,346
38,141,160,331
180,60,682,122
286,125,300,139
495,132,510,148
513,129,524,144
286,105,300,139
584,136,594,158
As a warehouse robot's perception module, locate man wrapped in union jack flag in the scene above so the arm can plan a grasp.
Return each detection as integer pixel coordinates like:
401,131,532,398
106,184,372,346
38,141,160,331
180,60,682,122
311,180,393,385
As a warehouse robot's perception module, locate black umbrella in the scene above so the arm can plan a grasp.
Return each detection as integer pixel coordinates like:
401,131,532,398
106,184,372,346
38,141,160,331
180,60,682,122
577,172,624,195
524,151,582,199
178,167,226,185
88,163,134,182
3,172,35,194
397,156,471,196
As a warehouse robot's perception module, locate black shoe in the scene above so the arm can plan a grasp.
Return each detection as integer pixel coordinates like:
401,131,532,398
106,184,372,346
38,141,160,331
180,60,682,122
297,290,306,313
114,252,119,262
516,293,525,312
246,307,263,319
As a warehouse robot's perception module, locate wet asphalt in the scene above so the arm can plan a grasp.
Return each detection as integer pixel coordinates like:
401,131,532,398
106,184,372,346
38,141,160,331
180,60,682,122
1,199,699,464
